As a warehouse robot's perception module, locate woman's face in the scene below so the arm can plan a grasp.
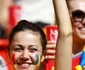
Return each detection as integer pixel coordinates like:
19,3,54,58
9,30,44,70
68,0,85,40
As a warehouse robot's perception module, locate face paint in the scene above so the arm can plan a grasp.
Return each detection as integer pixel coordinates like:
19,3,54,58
36,54,41,65
12,54,16,64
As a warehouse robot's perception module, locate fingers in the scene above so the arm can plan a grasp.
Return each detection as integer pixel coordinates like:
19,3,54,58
45,49,55,60
45,55,55,60
46,41,56,48
46,44,56,48
45,41,56,60
46,49,55,54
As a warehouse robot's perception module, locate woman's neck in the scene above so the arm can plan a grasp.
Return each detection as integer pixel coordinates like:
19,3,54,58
72,36,85,55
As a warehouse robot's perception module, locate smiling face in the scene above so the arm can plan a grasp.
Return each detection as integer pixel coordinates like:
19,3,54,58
68,0,85,40
9,30,44,70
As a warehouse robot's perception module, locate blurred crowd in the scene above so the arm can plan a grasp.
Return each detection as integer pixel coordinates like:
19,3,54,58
0,0,55,39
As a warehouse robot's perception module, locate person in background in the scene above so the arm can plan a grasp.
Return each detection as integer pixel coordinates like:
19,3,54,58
0,0,14,38
54,0,85,69
0,0,13,28
66,0,85,69
47,0,85,70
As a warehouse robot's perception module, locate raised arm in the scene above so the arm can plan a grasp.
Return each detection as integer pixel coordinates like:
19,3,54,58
53,0,72,70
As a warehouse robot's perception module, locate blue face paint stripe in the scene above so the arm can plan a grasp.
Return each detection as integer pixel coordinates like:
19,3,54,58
35,54,41,65
36,54,39,64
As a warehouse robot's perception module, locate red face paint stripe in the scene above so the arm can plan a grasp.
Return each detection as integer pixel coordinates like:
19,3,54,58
12,54,16,64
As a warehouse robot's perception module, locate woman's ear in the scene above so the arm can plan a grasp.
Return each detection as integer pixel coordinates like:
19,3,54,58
41,55,44,62
41,51,45,62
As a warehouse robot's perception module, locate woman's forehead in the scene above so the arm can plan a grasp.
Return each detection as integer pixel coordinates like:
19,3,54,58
14,30,41,39
10,30,42,48
67,0,85,12
67,0,85,1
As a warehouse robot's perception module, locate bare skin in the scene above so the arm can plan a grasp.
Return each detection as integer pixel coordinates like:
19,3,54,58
53,0,72,70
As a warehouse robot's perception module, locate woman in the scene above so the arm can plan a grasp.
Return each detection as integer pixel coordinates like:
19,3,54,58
8,20,47,70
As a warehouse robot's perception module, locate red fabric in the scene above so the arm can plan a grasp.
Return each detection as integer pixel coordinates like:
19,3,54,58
0,39,8,48
72,55,81,70
45,60,54,70
9,5,21,28
0,50,14,70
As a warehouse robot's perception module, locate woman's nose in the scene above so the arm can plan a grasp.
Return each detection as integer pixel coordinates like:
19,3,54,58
21,49,30,59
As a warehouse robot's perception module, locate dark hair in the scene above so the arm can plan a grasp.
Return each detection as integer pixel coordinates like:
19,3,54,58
35,21,50,28
8,20,47,53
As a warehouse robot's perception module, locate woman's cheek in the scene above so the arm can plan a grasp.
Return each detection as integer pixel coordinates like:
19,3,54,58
11,53,21,64
12,54,16,64
35,54,41,65
30,54,41,65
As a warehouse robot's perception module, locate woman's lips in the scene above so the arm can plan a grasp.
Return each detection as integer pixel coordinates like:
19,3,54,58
17,62,32,69
80,28,85,31
19,63,30,69
17,61,32,65
79,27,85,34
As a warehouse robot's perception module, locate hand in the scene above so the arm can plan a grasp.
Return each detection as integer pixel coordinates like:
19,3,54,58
45,41,56,60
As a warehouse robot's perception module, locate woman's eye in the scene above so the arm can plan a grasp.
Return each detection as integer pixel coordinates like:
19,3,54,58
29,48,37,52
13,48,22,52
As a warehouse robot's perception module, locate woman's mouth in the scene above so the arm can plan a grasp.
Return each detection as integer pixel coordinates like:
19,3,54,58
18,63,30,69
79,27,85,34
80,28,85,31
17,62,32,69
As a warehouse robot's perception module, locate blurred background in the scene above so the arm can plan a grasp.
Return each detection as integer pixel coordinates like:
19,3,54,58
0,0,56,38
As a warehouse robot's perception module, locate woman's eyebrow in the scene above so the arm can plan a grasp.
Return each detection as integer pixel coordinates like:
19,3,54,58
28,45,38,48
12,44,23,48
